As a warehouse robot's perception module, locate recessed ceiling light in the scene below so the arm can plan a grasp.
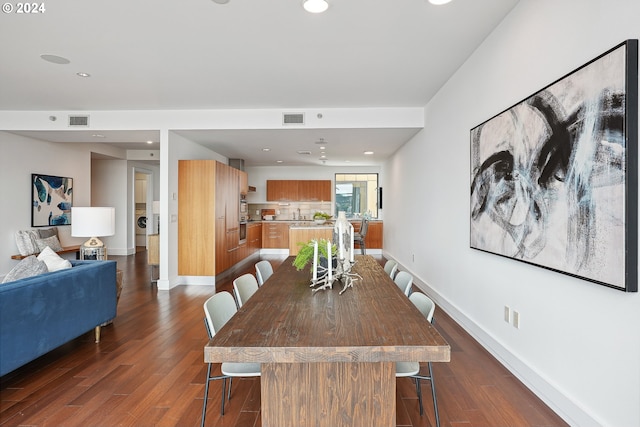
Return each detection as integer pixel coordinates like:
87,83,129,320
345,160,351,163
262,148,271,152
364,151,374,155
428,0,453,4
146,140,153,144
320,155,326,159
76,72,91,78
303,0,328,13
319,146,326,150
40,54,70,65
276,160,283,163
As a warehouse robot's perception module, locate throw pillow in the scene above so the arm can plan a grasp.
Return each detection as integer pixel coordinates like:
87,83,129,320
37,246,72,272
37,227,58,239
35,235,64,252
2,255,48,284
15,230,39,256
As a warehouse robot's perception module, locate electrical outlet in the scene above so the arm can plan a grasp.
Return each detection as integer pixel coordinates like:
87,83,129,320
513,311,520,329
504,306,510,323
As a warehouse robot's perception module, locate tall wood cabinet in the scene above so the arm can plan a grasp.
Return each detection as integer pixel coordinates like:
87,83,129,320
178,160,217,276
178,160,247,276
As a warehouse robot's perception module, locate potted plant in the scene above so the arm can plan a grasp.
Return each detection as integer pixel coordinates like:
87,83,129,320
293,238,336,271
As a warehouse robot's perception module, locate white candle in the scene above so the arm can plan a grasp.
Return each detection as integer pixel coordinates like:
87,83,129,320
327,240,332,282
349,223,354,262
312,240,318,281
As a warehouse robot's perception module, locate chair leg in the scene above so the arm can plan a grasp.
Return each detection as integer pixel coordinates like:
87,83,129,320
227,377,233,402
201,364,212,427
413,362,440,427
415,377,424,416
220,377,227,415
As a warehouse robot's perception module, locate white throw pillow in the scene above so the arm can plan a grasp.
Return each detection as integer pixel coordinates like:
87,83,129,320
15,230,39,256
37,246,72,272
35,235,63,252
2,255,48,283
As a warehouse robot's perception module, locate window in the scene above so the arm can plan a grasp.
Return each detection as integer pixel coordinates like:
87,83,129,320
334,173,378,219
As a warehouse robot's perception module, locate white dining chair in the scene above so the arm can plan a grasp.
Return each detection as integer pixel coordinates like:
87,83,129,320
396,292,440,427
233,273,259,308
393,271,413,296
255,260,273,286
201,291,260,426
383,260,398,280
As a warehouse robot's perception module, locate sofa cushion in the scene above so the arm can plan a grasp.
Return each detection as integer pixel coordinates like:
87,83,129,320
37,227,58,239
35,235,63,252
15,230,39,256
37,246,72,272
2,256,48,284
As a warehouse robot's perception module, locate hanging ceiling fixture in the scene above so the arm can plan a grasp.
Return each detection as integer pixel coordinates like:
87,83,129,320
303,0,328,13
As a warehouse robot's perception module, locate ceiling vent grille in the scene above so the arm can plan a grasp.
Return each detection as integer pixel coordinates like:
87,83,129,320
283,113,305,125
68,115,90,127
297,150,312,155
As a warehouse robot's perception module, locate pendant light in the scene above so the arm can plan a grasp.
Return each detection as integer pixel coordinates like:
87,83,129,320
303,0,328,13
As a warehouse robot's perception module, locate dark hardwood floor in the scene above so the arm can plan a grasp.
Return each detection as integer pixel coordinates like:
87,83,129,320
0,250,568,427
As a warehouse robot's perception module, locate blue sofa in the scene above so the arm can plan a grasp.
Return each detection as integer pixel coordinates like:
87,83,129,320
0,260,117,376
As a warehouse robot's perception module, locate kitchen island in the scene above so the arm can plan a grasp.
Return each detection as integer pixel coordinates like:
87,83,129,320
288,222,334,255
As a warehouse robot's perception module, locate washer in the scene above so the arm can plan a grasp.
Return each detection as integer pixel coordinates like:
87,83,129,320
135,209,147,235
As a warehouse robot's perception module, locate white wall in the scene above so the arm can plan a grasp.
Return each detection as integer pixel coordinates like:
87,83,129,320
92,159,129,255
161,131,227,289
384,1,640,426
0,131,91,275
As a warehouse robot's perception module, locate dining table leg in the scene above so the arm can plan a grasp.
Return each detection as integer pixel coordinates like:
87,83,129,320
261,361,396,427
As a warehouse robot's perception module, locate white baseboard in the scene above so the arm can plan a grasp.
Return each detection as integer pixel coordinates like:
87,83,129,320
383,252,598,427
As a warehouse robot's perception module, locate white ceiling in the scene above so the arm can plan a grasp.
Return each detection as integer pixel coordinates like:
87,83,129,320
0,0,520,166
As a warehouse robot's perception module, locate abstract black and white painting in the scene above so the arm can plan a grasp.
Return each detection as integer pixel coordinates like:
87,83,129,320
470,40,638,292
32,174,73,227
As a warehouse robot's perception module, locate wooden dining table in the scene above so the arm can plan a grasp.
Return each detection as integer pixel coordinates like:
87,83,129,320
204,255,450,427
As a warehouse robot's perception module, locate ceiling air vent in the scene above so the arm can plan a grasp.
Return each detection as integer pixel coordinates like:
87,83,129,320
297,150,312,155
283,113,305,125
68,115,90,127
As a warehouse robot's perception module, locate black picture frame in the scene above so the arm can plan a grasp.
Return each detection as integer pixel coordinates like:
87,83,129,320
470,40,638,292
31,174,73,227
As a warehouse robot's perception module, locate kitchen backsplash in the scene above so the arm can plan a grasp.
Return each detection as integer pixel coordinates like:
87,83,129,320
249,202,332,221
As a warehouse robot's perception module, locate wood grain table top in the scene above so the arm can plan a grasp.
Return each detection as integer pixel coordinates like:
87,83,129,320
205,255,450,364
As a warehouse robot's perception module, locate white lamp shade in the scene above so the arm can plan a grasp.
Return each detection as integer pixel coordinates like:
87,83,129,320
71,207,116,237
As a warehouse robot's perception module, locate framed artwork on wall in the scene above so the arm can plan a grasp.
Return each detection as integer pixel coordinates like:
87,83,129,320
31,174,73,227
470,40,638,292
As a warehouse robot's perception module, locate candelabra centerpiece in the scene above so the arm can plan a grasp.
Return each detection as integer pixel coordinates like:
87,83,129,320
297,211,361,295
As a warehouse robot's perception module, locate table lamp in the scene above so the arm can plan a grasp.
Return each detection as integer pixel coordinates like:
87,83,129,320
72,207,115,258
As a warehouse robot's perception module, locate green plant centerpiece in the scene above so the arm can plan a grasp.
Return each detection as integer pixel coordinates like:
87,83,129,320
293,238,335,271
313,211,332,220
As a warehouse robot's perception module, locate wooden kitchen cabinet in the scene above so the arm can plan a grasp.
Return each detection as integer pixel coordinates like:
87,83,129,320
266,180,331,202
247,223,262,255
298,180,331,201
351,221,383,249
178,160,217,276
266,180,298,201
262,222,290,248
239,170,248,195
179,160,247,276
